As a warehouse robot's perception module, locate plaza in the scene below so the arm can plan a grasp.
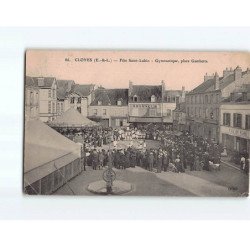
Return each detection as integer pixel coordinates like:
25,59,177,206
53,140,249,197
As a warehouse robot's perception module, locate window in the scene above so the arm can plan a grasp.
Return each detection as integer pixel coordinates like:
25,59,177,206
70,97,74,104
149,109,156,117
35,92,39,104
93,109,97,115
53,89,56,98
61,103,63,112
210,109,214,119
215,108,219,119
77,107,81,113
216,93,219,103
98,101,102,106
233,113,242,128
195,95,197,104
223,113,231,126
77,97,81,104
211,94,214,103
103,109,107,115
246,115,250,130
48,90,51,98
167,96,171,103
151,95,156,102
199,107,202,117
167,109,171,117
187,107,189,116
52,102,55,113
205,108,208,118
176,96,180,104
115,119,120,126
48,101,51,113
30,92,34,104
205,95,208,104
133,95,138,102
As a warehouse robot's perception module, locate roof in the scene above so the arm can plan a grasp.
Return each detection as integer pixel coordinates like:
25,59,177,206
90,88,129,106
56,80,75,100
164,90,184,101
189,70,249,95
32,77,56,88
24,120,81,174
72,84,94,97
25,76,38,88
50,107,97,127
129,84,163,102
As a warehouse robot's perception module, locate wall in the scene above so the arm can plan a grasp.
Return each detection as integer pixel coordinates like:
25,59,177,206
129,103,162,117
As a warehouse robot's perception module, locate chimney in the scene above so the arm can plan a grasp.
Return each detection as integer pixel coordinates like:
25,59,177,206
214,72,220,90
204,73,214,82
161,80,165,100
223,67,234,78
129,80,133,96
234,66,242,80
181,86,185,99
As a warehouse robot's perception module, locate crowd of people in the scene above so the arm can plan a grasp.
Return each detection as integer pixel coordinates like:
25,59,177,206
86,132,225,173
56,124,249,175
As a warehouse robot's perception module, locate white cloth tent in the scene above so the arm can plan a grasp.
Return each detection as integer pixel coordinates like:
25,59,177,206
24,120,81,193
50,108,97,127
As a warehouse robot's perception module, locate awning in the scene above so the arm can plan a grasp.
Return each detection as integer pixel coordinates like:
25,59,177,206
24,120,81,186
50,108,98,127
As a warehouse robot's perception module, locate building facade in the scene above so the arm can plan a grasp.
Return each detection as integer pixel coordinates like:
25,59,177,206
88,88,129,127
25,76,40,121
32,77,57,122
220,85,250,155
173,102,187,132
186,66,250,142
128,81,164,124
162,87,186,124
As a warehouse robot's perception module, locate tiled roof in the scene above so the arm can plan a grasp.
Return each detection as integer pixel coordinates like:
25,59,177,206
72,84,94,97
129,85,162,102
56,80,75,100
90,88,129,106
32,77,56,88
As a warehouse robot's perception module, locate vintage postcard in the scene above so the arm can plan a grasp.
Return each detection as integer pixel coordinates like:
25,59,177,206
24,50,250,196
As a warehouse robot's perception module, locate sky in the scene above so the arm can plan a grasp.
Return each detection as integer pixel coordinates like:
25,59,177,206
26,50,250,91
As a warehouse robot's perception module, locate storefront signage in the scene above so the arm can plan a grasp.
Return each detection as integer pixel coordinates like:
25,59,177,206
221,126,250,139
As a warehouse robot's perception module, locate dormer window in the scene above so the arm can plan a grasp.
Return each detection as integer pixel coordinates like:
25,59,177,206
133,95,138,102
151,95,156,103
98,101,102,106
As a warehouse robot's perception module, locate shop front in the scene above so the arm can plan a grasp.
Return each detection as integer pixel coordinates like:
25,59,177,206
220,125,250,155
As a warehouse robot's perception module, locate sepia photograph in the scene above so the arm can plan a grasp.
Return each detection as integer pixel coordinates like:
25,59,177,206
24,50,250,197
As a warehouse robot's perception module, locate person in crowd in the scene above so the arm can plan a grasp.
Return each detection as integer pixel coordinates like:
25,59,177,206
148,150,154,172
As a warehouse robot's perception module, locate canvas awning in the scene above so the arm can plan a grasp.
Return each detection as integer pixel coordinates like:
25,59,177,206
50,108,98,127
24,120,81,186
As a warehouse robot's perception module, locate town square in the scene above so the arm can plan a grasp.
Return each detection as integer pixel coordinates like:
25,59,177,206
24,51,250,197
